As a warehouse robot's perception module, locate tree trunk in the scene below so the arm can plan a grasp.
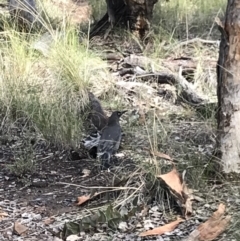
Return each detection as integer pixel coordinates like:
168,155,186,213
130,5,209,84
90,0,158,39
216,0,240,173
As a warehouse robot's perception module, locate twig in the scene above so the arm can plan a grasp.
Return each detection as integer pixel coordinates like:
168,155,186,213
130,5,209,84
56,181,139,190
113,183,144,208
174,38,219,49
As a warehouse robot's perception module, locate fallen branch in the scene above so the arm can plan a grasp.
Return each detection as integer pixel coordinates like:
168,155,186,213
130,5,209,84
129,69,205,105
123,54,216,73
173,38,220,49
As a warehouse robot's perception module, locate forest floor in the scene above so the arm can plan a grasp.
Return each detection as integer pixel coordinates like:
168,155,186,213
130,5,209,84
1,0,240,241
1,97,240,241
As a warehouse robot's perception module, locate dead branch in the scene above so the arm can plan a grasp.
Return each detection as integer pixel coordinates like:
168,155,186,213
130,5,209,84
173,38,220,49
123,54,216,73
135,70,204,105
117,65,205,105
118,54,214,105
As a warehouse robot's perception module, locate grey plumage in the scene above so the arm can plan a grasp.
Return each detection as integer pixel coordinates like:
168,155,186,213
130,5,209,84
8,0,37,25
97,111,126,169
82,132,101,150
88,92,108,131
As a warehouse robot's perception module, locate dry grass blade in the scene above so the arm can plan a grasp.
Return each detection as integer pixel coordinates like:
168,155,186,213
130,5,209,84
151,150,173,161
76,194,92,206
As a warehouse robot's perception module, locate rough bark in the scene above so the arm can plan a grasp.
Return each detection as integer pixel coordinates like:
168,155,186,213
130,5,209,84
216,0,240,173
90,0,158,39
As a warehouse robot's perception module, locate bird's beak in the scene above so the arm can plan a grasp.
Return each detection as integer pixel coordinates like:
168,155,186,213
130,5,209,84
121,110,128,115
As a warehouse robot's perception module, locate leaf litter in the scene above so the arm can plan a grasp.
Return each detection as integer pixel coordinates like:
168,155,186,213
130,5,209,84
0,29,237,241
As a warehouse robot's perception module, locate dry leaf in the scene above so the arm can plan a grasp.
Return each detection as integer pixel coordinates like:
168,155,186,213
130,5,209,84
197,203,231,241
183,183,193,217
151,150,173,161
76,192,100,206
157,167,193,218
139,218,184,236
76,195,91,205
44,217,55,225
158,167,183,197
13,222,28,235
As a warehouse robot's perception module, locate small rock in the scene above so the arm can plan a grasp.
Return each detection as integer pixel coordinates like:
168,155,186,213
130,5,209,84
79,232,85,237
118,221,128,232
32,214,42,221
156,237,164,241
21,218,32,224
150,206,159,212
22,213,31,219
66,234,81,241
53,237,63,241
136,222,142,228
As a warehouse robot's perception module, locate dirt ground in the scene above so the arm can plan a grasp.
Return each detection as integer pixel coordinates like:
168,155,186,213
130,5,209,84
0,113,239,241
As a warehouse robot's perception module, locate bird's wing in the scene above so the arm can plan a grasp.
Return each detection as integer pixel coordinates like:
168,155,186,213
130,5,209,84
97,126,121,154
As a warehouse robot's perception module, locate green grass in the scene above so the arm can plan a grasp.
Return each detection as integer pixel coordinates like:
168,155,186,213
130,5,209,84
153,0,226,39
0,23,112,148
7,145,36,177
0,0,224,151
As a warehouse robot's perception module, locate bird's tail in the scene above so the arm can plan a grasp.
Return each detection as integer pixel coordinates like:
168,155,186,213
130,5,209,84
82,132,100,150
98,152,111,169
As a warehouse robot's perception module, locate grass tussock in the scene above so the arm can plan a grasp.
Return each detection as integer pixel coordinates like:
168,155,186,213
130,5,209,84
0,22,112,147
0,0,224,154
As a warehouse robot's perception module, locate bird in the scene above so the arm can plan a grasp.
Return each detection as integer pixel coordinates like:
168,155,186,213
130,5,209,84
8,0,38,27
88,92,108,131
97,110,127,169
82,92,108,157
82,131,101,151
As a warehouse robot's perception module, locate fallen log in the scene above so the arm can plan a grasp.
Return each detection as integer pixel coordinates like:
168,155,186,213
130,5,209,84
123,54,216,73
138,70,205,105
116,66,205,105
119,54,210,105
